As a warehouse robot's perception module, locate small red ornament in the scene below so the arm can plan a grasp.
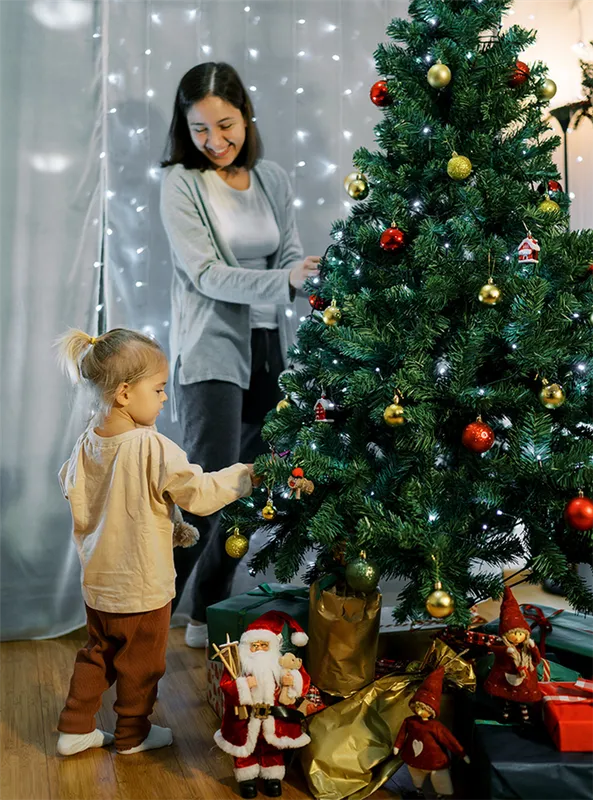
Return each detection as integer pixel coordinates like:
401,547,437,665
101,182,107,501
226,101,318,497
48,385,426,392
292,467,304,478
508,60,530,87
518,235,540,265
380,226,406,251
309,294,328,311
462,418,495,453
314,392,334,423
564,493,593,531
370,80,391,107
547,179,562,194
588,263,593,274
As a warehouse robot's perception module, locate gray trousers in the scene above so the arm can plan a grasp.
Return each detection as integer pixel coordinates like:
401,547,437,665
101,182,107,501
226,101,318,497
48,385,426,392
172,329,284,621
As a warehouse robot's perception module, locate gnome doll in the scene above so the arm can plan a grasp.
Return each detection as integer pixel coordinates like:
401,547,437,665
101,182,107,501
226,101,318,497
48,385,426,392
484,586,542,722
393,667,469,799
214,611,311,799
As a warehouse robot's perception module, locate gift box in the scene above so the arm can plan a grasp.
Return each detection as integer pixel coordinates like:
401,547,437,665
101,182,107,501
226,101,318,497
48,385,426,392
540,679,593,752
300,640,475,800
482,603,593,677
457,688,593,799
206,582,309,659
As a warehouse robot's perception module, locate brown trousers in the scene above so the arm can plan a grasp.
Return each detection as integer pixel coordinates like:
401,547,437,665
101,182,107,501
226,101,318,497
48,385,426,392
58,602,171,751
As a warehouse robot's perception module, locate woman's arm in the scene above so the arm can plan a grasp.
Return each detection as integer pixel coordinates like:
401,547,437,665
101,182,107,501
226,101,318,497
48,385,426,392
160,170,293,305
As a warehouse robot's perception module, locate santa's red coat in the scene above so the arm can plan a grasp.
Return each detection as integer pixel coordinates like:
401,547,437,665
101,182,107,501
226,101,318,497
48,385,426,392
483,642,542,704
394,716,465,771
214,667,311,758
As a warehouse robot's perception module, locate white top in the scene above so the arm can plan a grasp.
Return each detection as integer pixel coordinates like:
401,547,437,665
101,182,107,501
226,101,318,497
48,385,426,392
59,426,252,613
202,169,281,329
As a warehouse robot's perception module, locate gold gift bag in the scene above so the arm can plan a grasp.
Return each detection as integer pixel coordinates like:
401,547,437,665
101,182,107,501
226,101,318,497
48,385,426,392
300,640,475,800
307,580,381,697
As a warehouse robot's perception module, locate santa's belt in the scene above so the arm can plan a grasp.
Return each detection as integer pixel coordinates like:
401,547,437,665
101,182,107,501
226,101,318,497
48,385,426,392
251,703,305,725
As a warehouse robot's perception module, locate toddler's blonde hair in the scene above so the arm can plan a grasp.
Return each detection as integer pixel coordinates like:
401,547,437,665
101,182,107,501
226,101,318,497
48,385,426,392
55,328,167,420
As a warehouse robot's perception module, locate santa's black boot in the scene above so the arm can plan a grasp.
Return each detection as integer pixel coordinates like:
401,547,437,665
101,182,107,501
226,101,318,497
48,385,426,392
262,779,282,797
238,779,258,799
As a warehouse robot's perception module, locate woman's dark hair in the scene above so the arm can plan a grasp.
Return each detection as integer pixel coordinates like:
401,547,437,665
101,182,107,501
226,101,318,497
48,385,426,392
161,62,263,171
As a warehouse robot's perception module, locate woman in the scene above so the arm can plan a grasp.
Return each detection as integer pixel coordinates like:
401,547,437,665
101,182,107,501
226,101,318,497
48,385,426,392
160,62,320,647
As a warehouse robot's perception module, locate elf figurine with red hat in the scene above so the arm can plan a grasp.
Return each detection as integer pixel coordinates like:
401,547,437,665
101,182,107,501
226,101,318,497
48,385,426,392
393,667,469,799
484,586,542,723
214,611,311,799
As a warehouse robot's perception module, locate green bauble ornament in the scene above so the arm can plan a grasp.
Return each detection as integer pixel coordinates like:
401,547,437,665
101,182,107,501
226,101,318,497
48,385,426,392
345,551,380,593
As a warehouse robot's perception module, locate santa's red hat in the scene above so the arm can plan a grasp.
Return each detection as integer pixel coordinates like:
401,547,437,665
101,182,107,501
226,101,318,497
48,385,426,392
241,610,309,649
499,586,530,636
410,667,444,715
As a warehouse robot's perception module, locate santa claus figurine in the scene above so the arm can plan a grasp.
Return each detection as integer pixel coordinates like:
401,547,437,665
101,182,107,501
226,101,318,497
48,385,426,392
484,586,542,723
393,667,469,799
214,611,311,799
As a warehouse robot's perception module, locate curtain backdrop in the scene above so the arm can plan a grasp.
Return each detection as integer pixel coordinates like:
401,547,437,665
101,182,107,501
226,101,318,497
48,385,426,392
2,0,591,640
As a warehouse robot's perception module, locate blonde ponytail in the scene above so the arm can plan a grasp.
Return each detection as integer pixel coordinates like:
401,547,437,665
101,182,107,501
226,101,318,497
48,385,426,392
55,328,97,385
55,327,165,421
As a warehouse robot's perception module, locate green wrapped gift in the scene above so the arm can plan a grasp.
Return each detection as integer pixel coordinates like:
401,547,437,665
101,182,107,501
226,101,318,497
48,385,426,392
206,583,309,659
482,603,593,677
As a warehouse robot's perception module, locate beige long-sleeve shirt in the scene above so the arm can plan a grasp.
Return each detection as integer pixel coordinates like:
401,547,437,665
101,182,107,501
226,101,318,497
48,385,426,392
59,426,252,614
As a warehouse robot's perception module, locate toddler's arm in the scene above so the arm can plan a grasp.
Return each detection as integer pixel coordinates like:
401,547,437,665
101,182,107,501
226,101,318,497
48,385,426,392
155,434,253,516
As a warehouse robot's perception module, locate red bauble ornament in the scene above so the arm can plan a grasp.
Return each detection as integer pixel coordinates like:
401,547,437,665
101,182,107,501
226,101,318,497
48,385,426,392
564,494,593,531
538,179,563,195
462,419,495,453
380,226,406,251
309,294,328,311
508,60,530,87
370,80,391,107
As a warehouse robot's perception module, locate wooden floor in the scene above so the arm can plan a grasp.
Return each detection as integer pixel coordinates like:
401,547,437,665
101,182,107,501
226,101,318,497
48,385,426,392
1,627,394,800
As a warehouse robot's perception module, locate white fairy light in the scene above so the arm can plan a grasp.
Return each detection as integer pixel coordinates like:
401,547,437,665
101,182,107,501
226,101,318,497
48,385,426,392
201,45,212,55
326,23,337,32
187,9,197,20
146,89,154,98
150,13,161,24
343,130,352,140
136,205,147,212
298,18,305,24
285,309,294,318
296,87,304,94
422,126,431,134
249,85,257,92
428,513,438,522
299,316,307,322
343,88,352,96
106,190,115,199
106,228,113,235
99,151,105,159
93,261,101,268
354,268,361,275
135,281,145,288
332,54,340,61
577,363,586,371
136,247,145,254
293,198,303,208
317,198,325,205
310,443,317,450
109,107,117,114
333,359,338,364
145,48,151,55
429,18,438,26
312,277,320,284
296,130,308,141
244,5,250,11
326,163,337,174
297,160,306,167
108,73,121,85
249,48,258,58
96,304,104,312
297,50,305,57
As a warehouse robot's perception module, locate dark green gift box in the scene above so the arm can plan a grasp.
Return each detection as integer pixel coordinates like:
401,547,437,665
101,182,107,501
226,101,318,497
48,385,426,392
206,583,309,659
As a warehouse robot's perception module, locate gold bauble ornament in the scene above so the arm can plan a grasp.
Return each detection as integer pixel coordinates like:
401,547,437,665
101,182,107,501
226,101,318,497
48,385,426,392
224,528,249,559
478,278,502,306
262,502,277,521
537,78,557,101
425,581,455,619
323,299,342,326
539,197,560,213
276,397,291,412
447,152,472,180
383,403,405,426
427,62,452,89
539,380,566,409
344,171,369,200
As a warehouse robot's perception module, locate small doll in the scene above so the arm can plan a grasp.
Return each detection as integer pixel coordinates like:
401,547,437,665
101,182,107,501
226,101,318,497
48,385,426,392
484,586,542,723
287,467,314,500
393,667,469,799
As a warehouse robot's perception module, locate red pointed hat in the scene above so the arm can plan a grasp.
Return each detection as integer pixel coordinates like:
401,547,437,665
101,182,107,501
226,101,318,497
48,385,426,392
241,610,309,648
410,667,444,715
499,586,530,636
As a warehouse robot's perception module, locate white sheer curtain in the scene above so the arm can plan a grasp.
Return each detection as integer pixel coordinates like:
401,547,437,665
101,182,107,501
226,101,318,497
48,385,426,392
1,0,591,640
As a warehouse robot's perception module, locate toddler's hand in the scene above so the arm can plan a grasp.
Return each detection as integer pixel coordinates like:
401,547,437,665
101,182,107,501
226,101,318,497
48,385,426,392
246,464,263,488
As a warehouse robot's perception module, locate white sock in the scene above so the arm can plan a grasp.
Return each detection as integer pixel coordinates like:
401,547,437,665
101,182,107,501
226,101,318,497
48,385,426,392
117,724,173,754
184,622,208,648
57,729,114,756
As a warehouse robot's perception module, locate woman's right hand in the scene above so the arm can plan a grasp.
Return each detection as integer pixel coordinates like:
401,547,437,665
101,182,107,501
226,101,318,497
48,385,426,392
289,256,321,290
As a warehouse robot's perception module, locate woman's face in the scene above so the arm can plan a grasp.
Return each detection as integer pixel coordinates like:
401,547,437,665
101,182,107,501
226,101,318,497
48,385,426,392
187,94,247,169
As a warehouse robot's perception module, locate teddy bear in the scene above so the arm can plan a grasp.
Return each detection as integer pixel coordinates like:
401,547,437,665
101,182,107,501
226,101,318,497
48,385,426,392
172,506,199,547
278,652,303,705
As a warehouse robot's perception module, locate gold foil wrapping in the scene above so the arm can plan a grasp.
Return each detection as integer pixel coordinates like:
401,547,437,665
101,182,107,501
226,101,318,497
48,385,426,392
300,640,476,800
307,582,381,697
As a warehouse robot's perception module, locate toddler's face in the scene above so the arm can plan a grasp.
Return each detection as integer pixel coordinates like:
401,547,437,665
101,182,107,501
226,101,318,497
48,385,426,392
125,365,169,427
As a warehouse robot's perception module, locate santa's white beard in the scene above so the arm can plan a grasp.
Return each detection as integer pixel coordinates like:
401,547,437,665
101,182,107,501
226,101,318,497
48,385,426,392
239,644,282,705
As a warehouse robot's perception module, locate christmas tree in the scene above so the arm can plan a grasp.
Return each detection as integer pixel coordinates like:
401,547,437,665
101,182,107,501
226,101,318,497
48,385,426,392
227,0,593,624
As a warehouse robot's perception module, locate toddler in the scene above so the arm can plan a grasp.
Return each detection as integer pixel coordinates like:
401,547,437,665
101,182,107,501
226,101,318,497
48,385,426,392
55,327,257,756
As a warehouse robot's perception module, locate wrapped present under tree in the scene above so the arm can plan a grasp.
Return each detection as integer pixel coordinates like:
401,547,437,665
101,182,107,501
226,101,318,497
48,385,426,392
540,679,593,752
